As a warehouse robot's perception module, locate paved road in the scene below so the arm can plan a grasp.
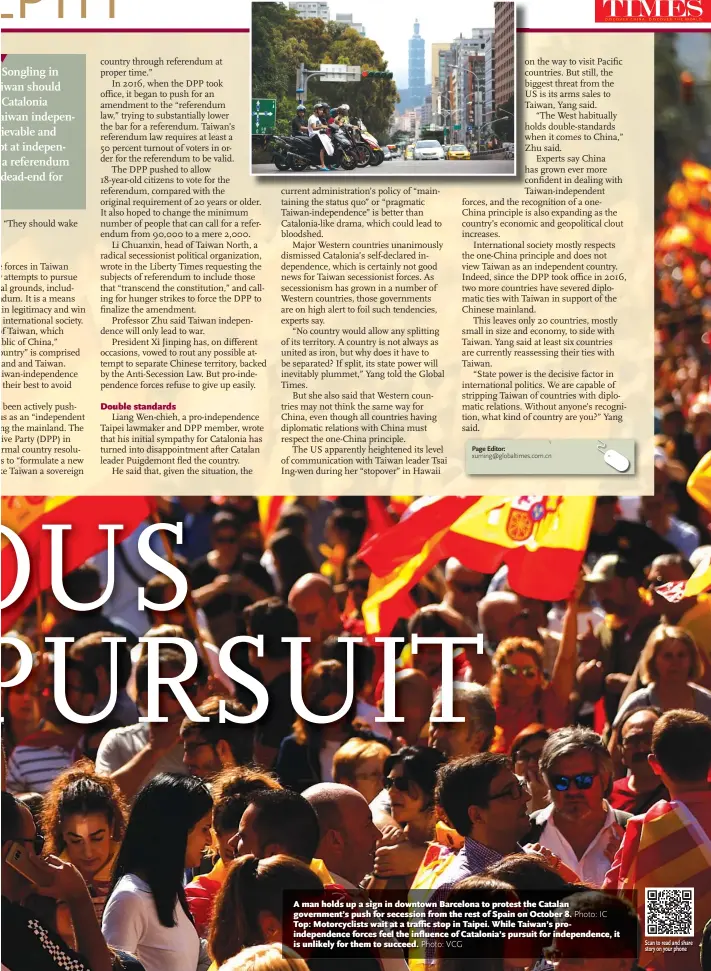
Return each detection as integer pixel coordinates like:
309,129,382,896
253,158,515,177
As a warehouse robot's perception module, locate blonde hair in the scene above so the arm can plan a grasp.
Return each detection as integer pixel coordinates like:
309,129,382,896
490,637,546,706
217,944,308,971
332,737,390,784
640,625,704,684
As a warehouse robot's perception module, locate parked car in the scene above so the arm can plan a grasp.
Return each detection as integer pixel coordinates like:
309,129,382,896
446,143,470,160
414,139,445,161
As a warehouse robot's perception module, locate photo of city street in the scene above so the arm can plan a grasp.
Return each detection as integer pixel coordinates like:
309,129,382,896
251,0,516,176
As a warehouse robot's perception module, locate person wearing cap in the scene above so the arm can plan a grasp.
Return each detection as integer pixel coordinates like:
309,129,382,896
578,555,659,726
291,104,308,137
587,497,676,575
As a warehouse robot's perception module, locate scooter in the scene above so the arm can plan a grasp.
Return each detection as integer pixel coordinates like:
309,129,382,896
355,121,385,166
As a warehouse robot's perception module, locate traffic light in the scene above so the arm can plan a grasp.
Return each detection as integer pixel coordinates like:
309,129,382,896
681,70,695,105
361,70,393,79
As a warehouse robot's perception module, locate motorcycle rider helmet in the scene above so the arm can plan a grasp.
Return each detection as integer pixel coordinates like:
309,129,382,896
338,104,350,112
297,104,306,113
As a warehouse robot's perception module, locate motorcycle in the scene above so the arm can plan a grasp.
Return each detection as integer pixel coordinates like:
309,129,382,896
355,121,385,166
266,131,357,172
329,121,370,168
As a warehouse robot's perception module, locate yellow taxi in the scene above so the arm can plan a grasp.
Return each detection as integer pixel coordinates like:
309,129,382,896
404,143,414,160
446,143,471,160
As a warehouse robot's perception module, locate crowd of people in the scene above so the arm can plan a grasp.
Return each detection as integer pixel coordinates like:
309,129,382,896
4,486,711,971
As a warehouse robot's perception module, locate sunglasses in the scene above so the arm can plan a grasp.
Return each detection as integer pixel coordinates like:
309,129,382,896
14,834,45,854
621,732,653,748
501,664,538,679
214,535,239,545
549,773,597,792
384,776,412,793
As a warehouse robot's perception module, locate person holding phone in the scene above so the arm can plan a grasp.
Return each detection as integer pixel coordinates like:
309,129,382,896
101,773,213,971
1,789,113,971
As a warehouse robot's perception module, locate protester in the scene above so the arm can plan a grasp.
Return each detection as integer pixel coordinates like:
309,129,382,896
381,669,433,747
180,697,254,780
95,646,206,799
1,789,113,971
6,658,98,795
191,509,273,646
185,766,282,936
302,782,382,888
587,496,677,572
69,630,138,726
287,573,342,662
274,659,388,792
609,707,669,814
612,625,711,733
41,759,127,922
231,789,320,868
267,529,317,600
332,737,390,804
216,943,309,971
510,724,551,813
244,598,301,768
1,652,45,755
102,773,213,971
207,855,323,971
429,681,497,759
530,726,630,886
46,564,139,645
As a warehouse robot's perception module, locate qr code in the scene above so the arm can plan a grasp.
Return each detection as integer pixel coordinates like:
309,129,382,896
645,887,694,937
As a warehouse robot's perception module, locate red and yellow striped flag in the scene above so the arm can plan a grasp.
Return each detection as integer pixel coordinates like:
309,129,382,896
257,496,296,540
656,451,711,602
360,495,594,634
1,495,152,633
613,799,711,968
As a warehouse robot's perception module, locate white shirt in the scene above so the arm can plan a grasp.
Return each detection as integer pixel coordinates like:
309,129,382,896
535,801,624,887
319,738,341,782
308,113,322,136
102,873,200,971
95,722,186,792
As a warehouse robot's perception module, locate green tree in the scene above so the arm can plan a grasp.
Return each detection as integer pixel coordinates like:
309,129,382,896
251,3,398,141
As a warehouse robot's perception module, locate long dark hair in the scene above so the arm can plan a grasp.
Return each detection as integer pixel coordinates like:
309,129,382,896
109,773,212,927
208,854,322,967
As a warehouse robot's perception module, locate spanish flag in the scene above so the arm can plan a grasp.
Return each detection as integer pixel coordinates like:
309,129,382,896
1,495,152,633
360,495,594,634
656,451,711,602
257,496,296,540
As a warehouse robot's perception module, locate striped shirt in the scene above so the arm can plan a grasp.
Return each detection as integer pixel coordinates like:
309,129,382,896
6,744,73,795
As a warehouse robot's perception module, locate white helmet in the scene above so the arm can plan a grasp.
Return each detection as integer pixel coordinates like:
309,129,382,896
338,104,350,112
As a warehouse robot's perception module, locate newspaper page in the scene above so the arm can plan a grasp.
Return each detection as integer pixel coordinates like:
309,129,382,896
1,2,710,971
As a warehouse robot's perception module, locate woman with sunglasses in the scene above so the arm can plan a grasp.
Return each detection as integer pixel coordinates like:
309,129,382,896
610,625,711,748
274,660,390,793
369,745,447,891
191,509,273,647
102,773,213,971
490,579,582,753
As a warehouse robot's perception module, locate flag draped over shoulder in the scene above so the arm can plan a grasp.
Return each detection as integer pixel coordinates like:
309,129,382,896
613,799,711,967
1,495,152,633
360,495,594,634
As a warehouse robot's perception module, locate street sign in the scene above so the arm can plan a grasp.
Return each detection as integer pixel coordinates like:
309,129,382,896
319,64,362,82
252,98,276,135
453,124,462,130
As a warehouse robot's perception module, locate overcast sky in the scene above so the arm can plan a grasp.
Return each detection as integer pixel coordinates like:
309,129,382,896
289,1,498,89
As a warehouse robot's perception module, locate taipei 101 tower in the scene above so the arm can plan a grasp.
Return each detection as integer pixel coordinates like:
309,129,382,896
408,19,426,108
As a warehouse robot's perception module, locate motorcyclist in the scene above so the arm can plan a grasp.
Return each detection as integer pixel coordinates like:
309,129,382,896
308,102,331,171
331,103,350,125
291,104,308,137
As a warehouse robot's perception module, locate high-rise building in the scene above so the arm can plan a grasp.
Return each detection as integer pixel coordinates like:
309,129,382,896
494,1,515,106
450,29,492,141
288,1,330,20
334,13,366,37
431,43,451,127
408,20,426,108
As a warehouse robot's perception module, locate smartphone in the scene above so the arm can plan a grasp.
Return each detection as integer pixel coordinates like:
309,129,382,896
4,840,52,889
4,841,39,882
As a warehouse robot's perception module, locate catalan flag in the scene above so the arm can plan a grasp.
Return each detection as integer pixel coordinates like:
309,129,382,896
607,798,711,968
1,495,152,633
360,495,594,634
